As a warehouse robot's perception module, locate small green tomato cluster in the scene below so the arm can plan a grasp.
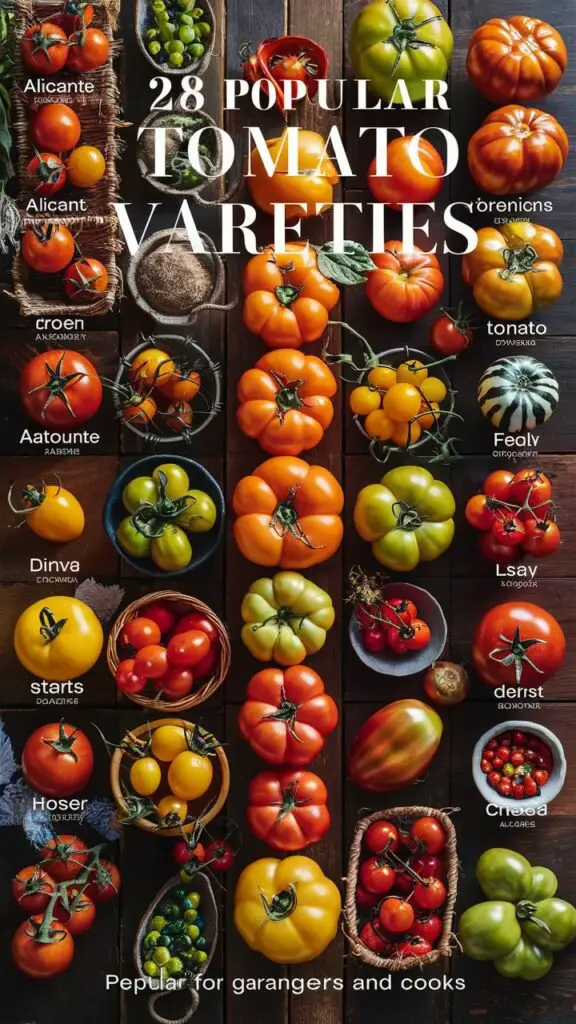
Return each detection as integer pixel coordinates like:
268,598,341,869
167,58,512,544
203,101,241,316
142,886,208,982
146,0,212,68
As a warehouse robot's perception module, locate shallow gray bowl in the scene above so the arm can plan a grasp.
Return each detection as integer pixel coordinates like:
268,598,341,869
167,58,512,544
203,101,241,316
135,0,215,77
472,720,566,809
349,582,447,677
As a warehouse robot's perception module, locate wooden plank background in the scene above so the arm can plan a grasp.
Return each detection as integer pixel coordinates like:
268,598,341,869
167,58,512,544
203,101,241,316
0,0,575,1022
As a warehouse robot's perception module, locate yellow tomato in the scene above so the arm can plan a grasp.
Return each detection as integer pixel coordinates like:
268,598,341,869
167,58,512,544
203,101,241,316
418,401,440,430
14,596,103,681
150,725,189,762
350,386,380,416
392,420,422,447
152,464,190,500
20,482,84,542
168,751,213,801
130,756,161,796
383,383,422,422
367,365,396,389
157,795,188,823
420,376,447,403
66,145,106,188
129,348,176,390
364,409,396,440
396,359,428,385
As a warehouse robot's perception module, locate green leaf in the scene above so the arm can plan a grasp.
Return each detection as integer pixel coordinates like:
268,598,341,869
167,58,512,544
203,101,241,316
316,241,376,285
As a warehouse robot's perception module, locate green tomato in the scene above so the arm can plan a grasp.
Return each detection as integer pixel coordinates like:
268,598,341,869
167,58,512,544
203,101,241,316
494,936,554,981
348,0,454,103
116,516,151,559
188,42,205,59
476,848,533,903
152,947,171,966
146,28,159,39
188,891,201,909
150,915,167,932
177,490,217,532
169,50,185,67
521,898,576,952
155,9,170,22
165,39,185,52
179,25,196,43
183,908,198,923
528,867,558,902
195,950,208,964
458,901,521,961
165,956,184,976
195,21,211,37
241,572,335,665
179,13,194,23
153,463,190,499
122,476,158,514
143,960,159,977
180,897,194,911
186,924,200,941
143,930,161,949
157,935,172,948
151,525,192,572
148,41,162,55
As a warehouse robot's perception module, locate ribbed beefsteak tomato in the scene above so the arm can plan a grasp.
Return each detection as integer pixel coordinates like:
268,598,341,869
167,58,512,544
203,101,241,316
246,769,330,851
366,244,444,323
348,699,443,792
472,602,566,688
467,105,569,196
466,17,568,104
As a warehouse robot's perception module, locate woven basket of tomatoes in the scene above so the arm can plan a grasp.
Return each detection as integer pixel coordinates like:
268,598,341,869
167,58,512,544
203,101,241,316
110,717,230,837
345,807,458,970
107,591,231,711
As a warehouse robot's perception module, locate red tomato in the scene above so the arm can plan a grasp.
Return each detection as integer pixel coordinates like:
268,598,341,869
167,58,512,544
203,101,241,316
22,723,94,798
40,835,89,882
55,1,95,32
12,915,74,978
356,884,377,908
405,619,431,651
172,612,219,645
167,630,210,668
522,519,561,557
55,889,96,935
533,769,549,786
465,494,496,531
63,258,109,301
22,224,75,274
31,103,82,152
26,152,67,197
366,243,444,323
413,877,447,911
365,819,400,855
21,22,69,74
66,26,109,71
498,779,513,797
140,601,176,636
193,644,219,680
359,857,396,895
134,645,168,679
410,817,446,854
488,770,502,787
12,866,55,914
359,920,394,955
472,601,566,687
492,514,526,547
367,136,444,210
429,306,474,354
86,860,121,903
411,855,444,880
115,658,148,694
172,840,205,866
383,597,417,625
361,625,387,653
203,840,234,871
478,529,524,566
397,936,433,958
379,897,415,934
157,667,194,700
20,349,102,427
511,469,552,508
121,617,161,650
483,470,515,502
247,769,330,852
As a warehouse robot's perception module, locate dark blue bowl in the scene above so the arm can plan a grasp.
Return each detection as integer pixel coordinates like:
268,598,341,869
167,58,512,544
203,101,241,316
103,455,225,577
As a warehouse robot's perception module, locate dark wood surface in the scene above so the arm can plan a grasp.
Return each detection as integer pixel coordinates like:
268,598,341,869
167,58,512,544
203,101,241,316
1,0,575,1022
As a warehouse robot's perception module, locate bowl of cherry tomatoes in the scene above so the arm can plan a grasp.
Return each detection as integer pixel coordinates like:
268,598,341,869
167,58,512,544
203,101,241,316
472,721,566,809
349,582,447,676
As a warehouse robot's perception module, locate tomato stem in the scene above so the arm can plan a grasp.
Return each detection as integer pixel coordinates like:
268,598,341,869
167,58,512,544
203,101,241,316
488,627,546,685
259,883,297,920
38,606,68,643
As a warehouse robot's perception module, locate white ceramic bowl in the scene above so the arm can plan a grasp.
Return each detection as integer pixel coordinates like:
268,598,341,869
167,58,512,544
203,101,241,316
472,720,566,809
349,582,447,677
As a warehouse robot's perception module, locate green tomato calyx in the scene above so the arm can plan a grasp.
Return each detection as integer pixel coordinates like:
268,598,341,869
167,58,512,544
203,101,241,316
39,606,68,643
392,499,423,531
516,900,552,936
488,627,546,685
260,883,297,921
385,1,444,76
272,486,324,552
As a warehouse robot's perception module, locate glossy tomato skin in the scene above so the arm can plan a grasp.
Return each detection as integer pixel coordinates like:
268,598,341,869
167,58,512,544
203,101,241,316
410,816,446,854
171,612,218,645
413,877,447,911
86,860,121,903
63,258,108,301
467,16,568,104
22,723,94,797
40,835,89,882
359,858,396,895
478,530,524,566
203,839,234,871
55,891,96,935
366,243,444,323
247,131,339,220
246,769,330,851
348,699,443,792
20,349,102,427
511,469,552,508
465,494,496,531
522,519,561,557
26,153,67,197
468,105,569,195
379,897,414,934
365,819,399,855
31,103,82,152
483,470,515,502
368,136,444,210
12,866,56,914
430,313,473,354
166,630,210,668
12,915,75,978
66,26,109,71
22,224,75,274
472,602,566,687
21,23,69,74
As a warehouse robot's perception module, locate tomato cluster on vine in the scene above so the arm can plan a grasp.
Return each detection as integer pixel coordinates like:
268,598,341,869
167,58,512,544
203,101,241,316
465,469,560,564
356,594,431,657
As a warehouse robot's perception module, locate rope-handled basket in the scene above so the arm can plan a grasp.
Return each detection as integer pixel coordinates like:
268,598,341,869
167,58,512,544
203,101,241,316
107,591,230,712
134,871,218,1023
344,806,459,971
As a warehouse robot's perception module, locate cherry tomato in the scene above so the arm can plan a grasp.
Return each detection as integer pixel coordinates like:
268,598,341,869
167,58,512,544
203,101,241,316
411,855,444,880
203,840,234,871
361,625,387,653
395,870,414,894
429,306,474,355
480,758,491,774
379,896,415,934
511,469,552,508
512,782,525,800
171,613,219,645
483,470,515,502
192,644,219,680
356,884,377,908
382,597,417,625
359,920,394,955
510,751,525,767
465,493,496,531
359,857,396,895
172,840,205,866
397,936,433,958
115,658,148,694
496,746,511,761
27,152,67,197
66,145,106,188
355,602,380,628
405,619,431,651
120,617,161,651
134,644,168,679
12,866,55,914
410,817,446,854
385,627,409,654
413,877,447,911
157,667,194,700
478,529,524,565
365,819,400,855
270,53,318,84
523,774,539,798
522,518,561,557
165,400,193,433
31,103,81,152
533,769,549,786
411,912,442,944
492,514,526,547
488,770,502,787
140,601,176,636
86,860,121,903
166,630,210,668
498,779,513,797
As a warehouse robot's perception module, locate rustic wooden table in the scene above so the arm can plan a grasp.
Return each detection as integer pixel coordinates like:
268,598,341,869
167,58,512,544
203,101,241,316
0,0,575,1022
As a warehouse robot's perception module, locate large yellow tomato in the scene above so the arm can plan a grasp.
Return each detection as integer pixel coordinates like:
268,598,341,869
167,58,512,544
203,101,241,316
168,750,213,800
150,724,189,762
14,596,103,681
247,130,339,220
234,855,341,963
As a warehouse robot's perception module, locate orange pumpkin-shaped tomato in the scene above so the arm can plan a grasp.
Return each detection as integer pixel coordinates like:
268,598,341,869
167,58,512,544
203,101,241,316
366,243,444,323
467,17,568,104
243,242,339,348
237,348,337,456
232,456,344,569
467,105,568,195
247,129,339,220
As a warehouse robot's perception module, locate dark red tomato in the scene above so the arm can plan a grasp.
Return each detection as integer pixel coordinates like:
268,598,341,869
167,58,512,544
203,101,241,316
379,897,415,934
478,529,524,565
356,884,377,908
365,819,400,855
397,936,433,958
55,889,96,935
157,667,194,700
359,857,396,895
412,912,442,944
411,855,444,880
511,469,552,509
359,920,393,955
134,644,168,679
40,835,89,882
204,840,234,872
512,730,527,745
480,758,491,774
533,769,549,786
472,601,566,688
172,840,205,866
121,617,162,651
385,627,409,654
172,612,219,645
115,658,148,694
56,1,95,32
498,779,513,797
382,597,417,625
361,625,386,653
429,306,473,355
192,644,218,680
413,877,447,911
20,349,102,427
522,519,561,558
26,153,67,197
492,514,526,547
465,493,496,531
355,602,379,628
141,601,176,636
167,630,210,668
166,400,193,434
405,619,431,651
86,860,121,903
523,775,539,798
510,751,525,767
512,782,525,800
21,22,69,74
410,817,446,854
483,470,515,502
63,258,109,301
12,866,55,914
395,870,414,894
488,770,502,787
66,26,109,71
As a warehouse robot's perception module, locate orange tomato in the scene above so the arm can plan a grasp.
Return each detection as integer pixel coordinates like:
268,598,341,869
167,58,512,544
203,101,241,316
367,365,396,389
383,383,422,422
364,410,396,440
466,17,568,104
247,130,339,219
232,456,344,569
396,359,428,386
366,244,444,323
368,136,444,211
391,420,422,447
420,376,447,402
157,368,201,402
350,386,381,416
129,348,175,390
417,401,440,430
237,348,336,456
467,105,568,195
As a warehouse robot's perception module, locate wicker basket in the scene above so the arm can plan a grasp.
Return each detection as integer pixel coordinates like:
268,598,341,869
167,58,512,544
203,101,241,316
110,717,230,836
107,590,230,711
344,806,459,971
134,871,218,1023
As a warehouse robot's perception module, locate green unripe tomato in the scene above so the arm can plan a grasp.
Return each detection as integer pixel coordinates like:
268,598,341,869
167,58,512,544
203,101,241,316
116,516,151,559
521,898,576,952
146,28,159,39
148,41,162,55
187,892,201,909
195,950,208,964
183,908,198,923
186,924,200,941
122,475,157,514
150,525,192,572
143,930,161,950
177,489,216,532
165,39,185,52
165,957,184,976
195,21,211,37
179,25,196,43
150,916,167,932
528,867,558,902
169,51,185,67
458,901,521,961
476,848,533,903
188,42,204,59
152,947,171,967
179,13,194,23
494,936,554,981
143,960,159,977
